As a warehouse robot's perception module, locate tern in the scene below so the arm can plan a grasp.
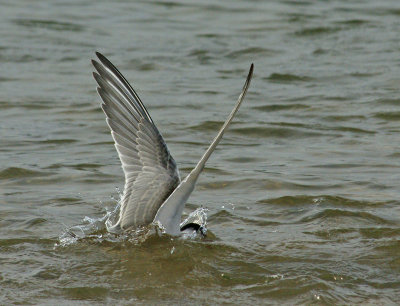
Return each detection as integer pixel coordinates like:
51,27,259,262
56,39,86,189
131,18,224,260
92,52,253,236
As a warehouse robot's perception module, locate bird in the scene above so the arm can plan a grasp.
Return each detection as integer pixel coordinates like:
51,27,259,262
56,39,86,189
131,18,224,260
92,52,253,236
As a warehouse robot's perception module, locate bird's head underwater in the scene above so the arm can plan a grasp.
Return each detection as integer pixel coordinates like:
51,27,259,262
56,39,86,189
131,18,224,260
180,222,207,237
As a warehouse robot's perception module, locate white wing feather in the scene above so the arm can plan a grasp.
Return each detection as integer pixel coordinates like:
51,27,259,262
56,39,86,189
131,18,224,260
92,52,180,231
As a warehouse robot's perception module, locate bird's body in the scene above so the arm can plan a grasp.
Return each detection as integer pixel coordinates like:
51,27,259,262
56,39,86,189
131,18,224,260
92,53,253,236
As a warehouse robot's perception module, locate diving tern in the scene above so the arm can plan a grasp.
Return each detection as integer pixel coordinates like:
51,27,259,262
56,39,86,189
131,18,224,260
92,52,253,236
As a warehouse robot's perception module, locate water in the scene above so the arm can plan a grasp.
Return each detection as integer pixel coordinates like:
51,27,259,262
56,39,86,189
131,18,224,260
1,0,400,304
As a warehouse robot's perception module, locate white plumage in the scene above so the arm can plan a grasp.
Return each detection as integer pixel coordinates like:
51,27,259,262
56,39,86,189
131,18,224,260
92,52,253,235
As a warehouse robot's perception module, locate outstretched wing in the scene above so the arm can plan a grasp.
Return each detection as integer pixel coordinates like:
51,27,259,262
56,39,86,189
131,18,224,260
92,52,180,230
154,63,254,235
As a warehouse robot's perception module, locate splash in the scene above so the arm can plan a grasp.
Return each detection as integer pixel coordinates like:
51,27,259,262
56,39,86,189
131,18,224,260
56,198,208,247
56,200,121,247
179,207,208,239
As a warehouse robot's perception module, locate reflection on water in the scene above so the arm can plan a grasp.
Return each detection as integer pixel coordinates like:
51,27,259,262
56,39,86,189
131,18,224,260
1,0,400,304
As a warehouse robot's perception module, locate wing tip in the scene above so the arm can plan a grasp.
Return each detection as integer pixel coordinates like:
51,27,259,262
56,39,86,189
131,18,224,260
95,51,104,60
91,59,100,70
249,63,254,78
92,52,105,70
95,51,113,69
92,71,101,83
242,63,254,92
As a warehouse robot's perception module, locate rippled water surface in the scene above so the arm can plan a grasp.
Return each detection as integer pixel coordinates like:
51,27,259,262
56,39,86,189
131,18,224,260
1,0,400,304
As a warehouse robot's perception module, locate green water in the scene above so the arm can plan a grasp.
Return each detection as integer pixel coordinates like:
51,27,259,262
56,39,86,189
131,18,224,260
1,0,399,304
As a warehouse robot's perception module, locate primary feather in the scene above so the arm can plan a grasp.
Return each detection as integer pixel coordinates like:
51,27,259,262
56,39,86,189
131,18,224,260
92,52,180,232
92,52,253,235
